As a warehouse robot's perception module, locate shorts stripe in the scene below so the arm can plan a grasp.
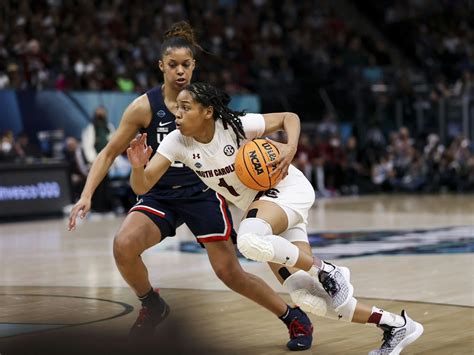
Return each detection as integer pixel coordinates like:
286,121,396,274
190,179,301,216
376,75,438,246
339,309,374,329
129,205,166,218
196,193,231,243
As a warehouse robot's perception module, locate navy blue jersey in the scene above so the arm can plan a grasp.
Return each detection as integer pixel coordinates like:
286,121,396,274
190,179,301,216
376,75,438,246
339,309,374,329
141,86,205,198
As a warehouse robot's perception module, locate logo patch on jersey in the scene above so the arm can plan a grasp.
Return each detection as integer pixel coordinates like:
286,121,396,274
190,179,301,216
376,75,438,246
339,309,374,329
195,162,202,168
158,120,173,127
193,153,201,159
264,188,280,198
223,145,235,156
157,110,166,118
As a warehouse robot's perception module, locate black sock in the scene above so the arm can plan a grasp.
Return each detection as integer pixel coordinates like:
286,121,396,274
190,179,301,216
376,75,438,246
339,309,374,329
279,305,295,325
138,288,161,309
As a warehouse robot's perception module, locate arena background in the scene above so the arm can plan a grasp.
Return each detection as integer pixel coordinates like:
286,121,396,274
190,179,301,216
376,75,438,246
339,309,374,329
0,1,473,354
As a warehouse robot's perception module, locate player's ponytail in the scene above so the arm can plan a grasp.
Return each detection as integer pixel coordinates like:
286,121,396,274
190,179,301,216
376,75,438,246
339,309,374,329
161,21,203,57
185,82,246,147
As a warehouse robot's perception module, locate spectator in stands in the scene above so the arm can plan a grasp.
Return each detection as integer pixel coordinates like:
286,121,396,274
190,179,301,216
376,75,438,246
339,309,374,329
293,132,314,182
14,131,41,160
81,106,115,211
372,152,395,192
0,130,17,162
423,133,445,191
391,126,414,179
321,133,346,194
341,136,365,195
452,70,473,97
64,137,89,202
82,107,115,164
21,39,49,89
6,63,21,89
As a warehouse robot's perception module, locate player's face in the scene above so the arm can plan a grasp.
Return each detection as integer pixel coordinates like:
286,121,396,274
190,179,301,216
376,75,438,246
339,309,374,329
159,47,195,91
175,90,212,137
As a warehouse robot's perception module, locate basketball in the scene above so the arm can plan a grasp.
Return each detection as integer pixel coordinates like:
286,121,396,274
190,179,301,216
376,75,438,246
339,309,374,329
235,139,281,191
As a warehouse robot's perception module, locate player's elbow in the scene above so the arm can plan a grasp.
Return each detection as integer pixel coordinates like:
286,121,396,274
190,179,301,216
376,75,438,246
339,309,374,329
284,112,300,122
130,177,150,196
131,184,149,196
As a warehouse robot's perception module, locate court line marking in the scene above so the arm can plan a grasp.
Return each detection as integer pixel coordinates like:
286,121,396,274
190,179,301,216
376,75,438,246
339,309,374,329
0,293,134,339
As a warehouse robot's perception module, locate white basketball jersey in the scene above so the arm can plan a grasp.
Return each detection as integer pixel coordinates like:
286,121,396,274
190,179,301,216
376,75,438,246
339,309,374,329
158,113,265,210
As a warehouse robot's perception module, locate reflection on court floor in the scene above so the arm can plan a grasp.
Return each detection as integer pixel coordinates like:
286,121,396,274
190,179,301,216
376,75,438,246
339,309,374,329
0,195,472,354
180,225,474,259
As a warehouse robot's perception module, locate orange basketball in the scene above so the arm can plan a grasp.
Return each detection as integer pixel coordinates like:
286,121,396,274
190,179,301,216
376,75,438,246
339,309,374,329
235,139,281,191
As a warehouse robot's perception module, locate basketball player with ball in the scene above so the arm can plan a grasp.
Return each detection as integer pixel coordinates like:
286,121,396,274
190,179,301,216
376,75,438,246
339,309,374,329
128,82,423,354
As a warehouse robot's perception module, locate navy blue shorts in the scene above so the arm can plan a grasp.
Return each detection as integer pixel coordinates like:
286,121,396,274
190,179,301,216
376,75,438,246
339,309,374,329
129,188,236,245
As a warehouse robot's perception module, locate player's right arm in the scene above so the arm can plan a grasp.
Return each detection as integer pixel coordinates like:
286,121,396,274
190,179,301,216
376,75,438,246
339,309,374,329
128,133,172,195
68,95,151,231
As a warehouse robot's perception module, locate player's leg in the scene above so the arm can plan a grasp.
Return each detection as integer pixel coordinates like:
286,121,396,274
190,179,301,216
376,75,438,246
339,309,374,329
205,237,286,315
237,199,353,311
114,212,163,295
271,239,422,354
179,190,313,350
269,239,423,353
114,197,177,337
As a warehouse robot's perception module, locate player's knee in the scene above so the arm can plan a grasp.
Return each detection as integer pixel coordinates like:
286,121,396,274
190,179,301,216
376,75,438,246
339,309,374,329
113,229,142,263
237,232,274,262
213,264,246,292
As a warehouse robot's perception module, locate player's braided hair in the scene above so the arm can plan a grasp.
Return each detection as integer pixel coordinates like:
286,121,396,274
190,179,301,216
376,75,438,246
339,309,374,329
185,82,246,146
161,21,203,57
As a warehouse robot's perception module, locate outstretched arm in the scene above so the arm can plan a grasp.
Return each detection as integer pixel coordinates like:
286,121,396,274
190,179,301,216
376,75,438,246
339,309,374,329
261,112,301,180
128,133,171,195
68,95,150,231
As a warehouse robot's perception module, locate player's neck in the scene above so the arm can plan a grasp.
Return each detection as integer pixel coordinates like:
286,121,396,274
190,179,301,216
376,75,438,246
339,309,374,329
162,84,180,105
193,121,215,144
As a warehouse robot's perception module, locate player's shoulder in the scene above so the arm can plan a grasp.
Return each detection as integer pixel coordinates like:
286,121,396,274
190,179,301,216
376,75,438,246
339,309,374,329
123,94,152,125
162,129,187,145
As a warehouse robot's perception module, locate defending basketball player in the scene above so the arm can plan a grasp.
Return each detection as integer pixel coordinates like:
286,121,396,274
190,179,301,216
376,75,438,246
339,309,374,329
68,22,313,350
128,82,424,354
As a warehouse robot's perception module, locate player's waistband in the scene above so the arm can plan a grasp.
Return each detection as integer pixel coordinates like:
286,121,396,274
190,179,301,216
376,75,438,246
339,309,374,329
143,182,208,199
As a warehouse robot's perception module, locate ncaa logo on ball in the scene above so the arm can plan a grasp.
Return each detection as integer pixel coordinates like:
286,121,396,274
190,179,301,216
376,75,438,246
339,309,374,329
248,150,264,175
223,145,235,156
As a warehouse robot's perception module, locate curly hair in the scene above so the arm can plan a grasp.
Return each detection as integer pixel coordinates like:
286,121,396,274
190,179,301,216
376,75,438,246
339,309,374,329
184,82,246,146
161,21,203,57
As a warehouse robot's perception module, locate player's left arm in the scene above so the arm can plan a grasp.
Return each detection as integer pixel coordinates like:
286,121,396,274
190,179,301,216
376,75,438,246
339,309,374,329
261,112,301,179
128,133,171,195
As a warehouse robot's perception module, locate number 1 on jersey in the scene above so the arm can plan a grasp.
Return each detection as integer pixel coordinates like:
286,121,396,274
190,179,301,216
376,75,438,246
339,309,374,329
217,178,240,197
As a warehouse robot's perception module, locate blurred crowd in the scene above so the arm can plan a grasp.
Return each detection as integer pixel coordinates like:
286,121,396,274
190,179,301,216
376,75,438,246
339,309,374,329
356,0,474,99
0,107,133,212
1,1,472,119
1,0,473,198
291,124,474,196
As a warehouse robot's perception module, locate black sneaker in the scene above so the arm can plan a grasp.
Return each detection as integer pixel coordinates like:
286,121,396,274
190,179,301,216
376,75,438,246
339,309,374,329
129,296,170,338
286,307,313,351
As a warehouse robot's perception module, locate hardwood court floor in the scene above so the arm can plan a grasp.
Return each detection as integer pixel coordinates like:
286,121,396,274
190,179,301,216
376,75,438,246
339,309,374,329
0,287,472,354
0,194,473,354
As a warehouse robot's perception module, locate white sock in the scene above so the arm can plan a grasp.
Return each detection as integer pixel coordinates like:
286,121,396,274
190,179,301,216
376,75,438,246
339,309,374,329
372,307,405,327
308,259,333,277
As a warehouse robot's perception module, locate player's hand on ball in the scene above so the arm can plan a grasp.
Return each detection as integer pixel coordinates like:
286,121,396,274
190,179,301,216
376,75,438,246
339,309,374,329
127,133,153,168
265,138,296,180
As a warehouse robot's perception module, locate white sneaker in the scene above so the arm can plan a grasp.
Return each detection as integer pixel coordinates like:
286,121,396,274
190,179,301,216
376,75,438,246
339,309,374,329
369,310,423,355
317,262,354,311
